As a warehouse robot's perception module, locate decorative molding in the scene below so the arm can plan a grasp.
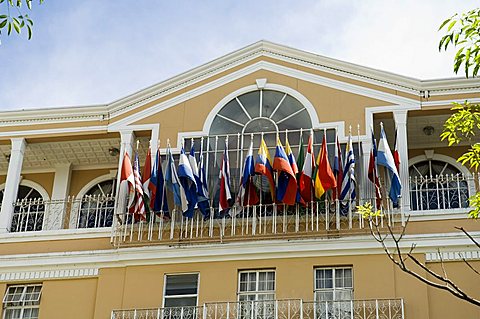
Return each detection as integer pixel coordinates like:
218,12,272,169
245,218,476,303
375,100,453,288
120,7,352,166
0,268,99,281
0,231,478,272
426,250,480,262
0,227,111,243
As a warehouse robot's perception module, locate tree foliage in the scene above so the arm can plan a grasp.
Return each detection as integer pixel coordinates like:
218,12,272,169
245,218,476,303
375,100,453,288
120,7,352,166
439,8,480,219
0,0,44,43
439,8,480,77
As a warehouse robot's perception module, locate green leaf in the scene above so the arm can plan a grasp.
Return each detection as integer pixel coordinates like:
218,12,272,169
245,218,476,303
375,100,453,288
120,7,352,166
0,19,7,28
7,21,12,35
447,19,457,31
438,18,452,31
26,24,31,39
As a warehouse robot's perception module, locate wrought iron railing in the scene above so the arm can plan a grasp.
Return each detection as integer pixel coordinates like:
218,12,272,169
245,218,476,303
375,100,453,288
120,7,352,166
409,173,478,211
111,198,404,246
10,194,115,232
111,299,405,319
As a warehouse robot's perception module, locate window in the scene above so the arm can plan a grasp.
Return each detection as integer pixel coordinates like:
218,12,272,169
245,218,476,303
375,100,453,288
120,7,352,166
409,159,469,210
238,270,275,301
163,274,199,308
237,270,275,319
77,179,116,228
3,284,42,319
315,267,353,301
11,186,45,232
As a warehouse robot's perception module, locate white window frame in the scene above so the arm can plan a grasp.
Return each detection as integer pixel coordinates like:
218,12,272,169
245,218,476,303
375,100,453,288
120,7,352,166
314,267,353,301
2,284,42,319
237,270,276,301
162,273,200,308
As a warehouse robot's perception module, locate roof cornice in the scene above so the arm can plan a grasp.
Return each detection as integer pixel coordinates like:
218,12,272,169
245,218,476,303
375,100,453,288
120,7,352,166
0,40,478,128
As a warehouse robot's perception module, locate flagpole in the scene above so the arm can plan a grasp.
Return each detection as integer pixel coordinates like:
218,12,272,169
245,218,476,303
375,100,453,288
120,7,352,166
357,124,363,228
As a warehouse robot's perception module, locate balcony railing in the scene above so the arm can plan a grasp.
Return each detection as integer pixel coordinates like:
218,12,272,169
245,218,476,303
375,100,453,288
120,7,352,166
111,198,404,247
111,299,405,319
10,195,115,233
409,173,478,211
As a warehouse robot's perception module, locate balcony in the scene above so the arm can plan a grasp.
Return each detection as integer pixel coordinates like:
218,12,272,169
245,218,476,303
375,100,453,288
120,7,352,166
111,198,403,247
111,299,405,319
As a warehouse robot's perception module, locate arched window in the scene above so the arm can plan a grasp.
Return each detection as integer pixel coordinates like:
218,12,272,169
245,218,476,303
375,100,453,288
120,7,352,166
76,178,116,228
409,159,469,211
10,185,46,232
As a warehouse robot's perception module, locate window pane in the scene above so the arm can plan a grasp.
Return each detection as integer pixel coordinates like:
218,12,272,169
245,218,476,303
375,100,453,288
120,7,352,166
165,274,198,296
262,91,285,118
219,100,250,125
164,297,197,307
238,91,260,119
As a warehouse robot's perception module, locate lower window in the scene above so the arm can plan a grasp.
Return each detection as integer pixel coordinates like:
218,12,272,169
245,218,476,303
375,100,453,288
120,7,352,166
237,270,275,319
2,284,42,319
314,267,353,319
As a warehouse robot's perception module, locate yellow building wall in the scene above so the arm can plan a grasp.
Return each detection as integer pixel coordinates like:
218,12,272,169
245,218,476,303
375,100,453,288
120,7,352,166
39,278,98,319
69,168,114,197
0,242,478,319
22,173,55,198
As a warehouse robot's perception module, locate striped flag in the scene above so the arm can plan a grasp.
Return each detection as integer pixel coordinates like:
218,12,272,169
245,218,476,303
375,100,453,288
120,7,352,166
314,134,336,199
190,142,210,218
178,147,198,218
274,137,297,205
237,138,259,208
142,147,152,200
165,145,184,209
368,127,382,209
132,151,146,220
255,137,275,200
339,133,356,211
333,134,343,200
377,124,401,208
150,149,169,216
393,128,400,174
219,139,232,214
299,132,315,203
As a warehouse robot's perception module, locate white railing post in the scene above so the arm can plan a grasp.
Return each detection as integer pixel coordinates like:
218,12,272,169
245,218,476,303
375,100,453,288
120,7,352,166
375,299,379,319
203,303,207,319
299,299,303,319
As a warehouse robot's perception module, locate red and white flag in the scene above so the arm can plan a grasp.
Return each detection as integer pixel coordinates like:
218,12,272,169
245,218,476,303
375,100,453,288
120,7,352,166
298,132,315,202
393,128,400,174
119,152,135,209
132,151,146,219
219,140,232,213
142,147,153,204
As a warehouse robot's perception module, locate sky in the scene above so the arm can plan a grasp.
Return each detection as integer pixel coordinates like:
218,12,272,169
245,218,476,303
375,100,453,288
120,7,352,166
0,0,477,111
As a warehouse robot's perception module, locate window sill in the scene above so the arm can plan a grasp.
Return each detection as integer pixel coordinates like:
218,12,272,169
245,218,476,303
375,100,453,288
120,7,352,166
406,208,470,221
0,227,112,243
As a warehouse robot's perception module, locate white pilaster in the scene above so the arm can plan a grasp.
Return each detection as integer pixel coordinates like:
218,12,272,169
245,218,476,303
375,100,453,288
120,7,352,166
45,163,72,230
393,110,410,213
0,138,26,232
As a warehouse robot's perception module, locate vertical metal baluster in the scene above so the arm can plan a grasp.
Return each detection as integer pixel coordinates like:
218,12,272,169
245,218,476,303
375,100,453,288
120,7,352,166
435,174,440,210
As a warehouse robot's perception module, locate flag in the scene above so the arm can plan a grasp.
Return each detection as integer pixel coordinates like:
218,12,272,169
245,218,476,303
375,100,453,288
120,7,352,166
119,152,135,210
237,139,259,208
132,151,146,220
295,133,305,204
165,146,184,209
142,147,152,200
299,132,315,202
150,149,169,216
219,139,232,214
190,142,210,218
393,128,400,174
377,125,402,208
314,134,336,199
333,134,343,200
255,137,275,199
273,137,297,205
339,133,356,209
368,127,382,209
178,147,198,218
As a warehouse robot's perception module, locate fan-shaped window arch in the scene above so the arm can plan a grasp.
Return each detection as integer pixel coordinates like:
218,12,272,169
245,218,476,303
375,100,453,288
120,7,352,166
76,178,116,228
409,158,470,211
0,181,49,232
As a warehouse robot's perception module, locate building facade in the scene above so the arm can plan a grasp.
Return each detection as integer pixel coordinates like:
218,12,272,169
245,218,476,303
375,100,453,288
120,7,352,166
0,41,479,319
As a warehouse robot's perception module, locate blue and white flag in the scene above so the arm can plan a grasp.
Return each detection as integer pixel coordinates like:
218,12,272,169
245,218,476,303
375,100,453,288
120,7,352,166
236,139,259,209
377,124,401,207
178,147,198,218
189,142,210,218
165,146,184,210
339,133,356,212
150,149,169,216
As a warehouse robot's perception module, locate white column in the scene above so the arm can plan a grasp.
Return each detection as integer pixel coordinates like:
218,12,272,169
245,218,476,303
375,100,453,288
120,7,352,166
0,138,26,232
45,163,72,230
393,110,410,213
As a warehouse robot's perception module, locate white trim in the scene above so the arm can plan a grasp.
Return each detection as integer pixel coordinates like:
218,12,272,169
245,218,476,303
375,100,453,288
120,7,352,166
109,61,419,130
421,97,480,107
426,250,480,262
0,268,98,281
0,227,111,243
0,125,108,138
407,209,471,221
0,179,51,201
0,231,477,272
